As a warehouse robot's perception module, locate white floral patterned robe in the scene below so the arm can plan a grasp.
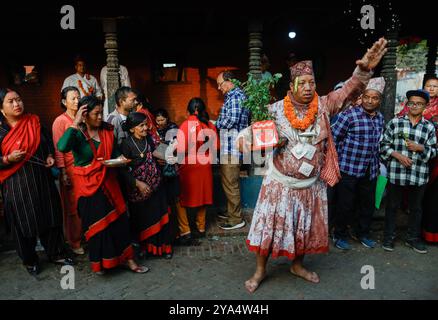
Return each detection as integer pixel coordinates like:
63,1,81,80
246,67,372,259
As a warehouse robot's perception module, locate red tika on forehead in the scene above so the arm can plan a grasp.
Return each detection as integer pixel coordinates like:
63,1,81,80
290,60,314,81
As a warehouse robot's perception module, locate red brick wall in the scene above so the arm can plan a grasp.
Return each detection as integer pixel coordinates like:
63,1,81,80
130,66,238,125
0,61,243,129
0,63,101,130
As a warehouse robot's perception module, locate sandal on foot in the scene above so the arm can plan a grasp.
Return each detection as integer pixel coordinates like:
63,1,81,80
50,256,76,266
164,252,173,260
130,265,149,273
25,264,40,276
124,264,150,273
72,247,85,255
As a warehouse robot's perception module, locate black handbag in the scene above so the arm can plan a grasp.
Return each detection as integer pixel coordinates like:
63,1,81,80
163,163,178,177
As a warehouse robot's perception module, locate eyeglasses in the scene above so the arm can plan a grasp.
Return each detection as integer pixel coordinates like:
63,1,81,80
425,84,438,89
406,101,427,108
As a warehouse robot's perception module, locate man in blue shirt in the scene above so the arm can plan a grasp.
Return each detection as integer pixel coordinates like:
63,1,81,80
331,77,386,250
216,70,250,230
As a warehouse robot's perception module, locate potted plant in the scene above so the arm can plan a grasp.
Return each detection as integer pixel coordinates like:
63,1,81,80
232,73,282,177
232,73,282,151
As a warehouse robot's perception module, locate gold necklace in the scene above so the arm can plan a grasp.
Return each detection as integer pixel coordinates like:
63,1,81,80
130,136,148,158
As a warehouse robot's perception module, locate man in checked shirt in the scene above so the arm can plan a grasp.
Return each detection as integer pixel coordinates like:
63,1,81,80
332,77,386,251
380,89,437,254
216,70,250,230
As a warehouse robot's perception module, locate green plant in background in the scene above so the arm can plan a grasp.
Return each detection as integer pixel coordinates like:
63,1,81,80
396,39,428,72
231,73,282,123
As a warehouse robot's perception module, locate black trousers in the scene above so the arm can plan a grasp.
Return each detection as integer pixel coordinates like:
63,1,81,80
327,185,337,232
12,223,66,266
384,183,426,242
334,171,376,240
422,179,438,241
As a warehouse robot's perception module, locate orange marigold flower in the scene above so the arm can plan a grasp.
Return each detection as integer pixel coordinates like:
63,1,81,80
283,93,319,131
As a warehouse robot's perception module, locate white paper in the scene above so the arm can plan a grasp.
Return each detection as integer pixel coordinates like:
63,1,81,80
303,144,317,160
291,143,306,160
298,162,315,177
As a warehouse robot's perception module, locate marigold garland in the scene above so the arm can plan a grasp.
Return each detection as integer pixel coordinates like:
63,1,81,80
284,93,319,131
77,79,94,96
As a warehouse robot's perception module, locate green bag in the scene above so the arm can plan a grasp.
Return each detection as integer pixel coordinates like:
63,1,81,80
375,175,388,209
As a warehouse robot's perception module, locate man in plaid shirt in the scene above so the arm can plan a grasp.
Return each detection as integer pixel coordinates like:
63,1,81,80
380,89,437,254
216,70,250,230
332,77,386,250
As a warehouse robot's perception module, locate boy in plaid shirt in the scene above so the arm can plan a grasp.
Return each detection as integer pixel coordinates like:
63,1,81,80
380,89,437,253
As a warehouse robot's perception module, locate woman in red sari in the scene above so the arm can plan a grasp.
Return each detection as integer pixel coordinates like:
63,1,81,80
176,98,219,239
57,95,148,275
0,88,74,276
52,86,84,255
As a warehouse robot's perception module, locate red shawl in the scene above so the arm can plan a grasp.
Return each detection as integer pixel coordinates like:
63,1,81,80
70,128,126,240
0,114,41,183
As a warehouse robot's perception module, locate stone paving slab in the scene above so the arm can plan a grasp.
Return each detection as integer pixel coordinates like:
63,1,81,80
1,207,437,300
1,231,438,300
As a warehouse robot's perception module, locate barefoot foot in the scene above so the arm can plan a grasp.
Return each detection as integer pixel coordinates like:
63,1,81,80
244,272,266,294
290,265,320,283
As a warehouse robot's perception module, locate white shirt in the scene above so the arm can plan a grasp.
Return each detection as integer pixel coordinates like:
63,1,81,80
62,73,103,98
100,65,131,118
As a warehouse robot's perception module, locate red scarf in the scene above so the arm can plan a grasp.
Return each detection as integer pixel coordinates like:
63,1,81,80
320,111,341,187
70,128,126,216
0,114,41,183
138,108,161,145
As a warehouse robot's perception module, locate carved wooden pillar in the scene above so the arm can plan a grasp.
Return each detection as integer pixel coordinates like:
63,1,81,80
248,20,263,80
248,20,265,175
381,31,399,122
424,37,437,86
103,19,120,114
